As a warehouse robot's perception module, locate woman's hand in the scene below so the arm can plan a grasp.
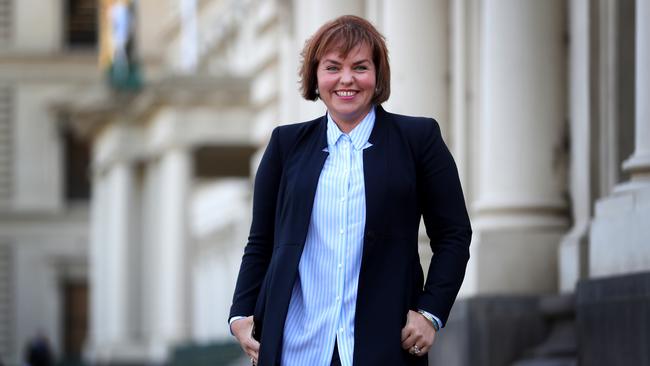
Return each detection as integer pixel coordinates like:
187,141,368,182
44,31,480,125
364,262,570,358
401,310,437,356
231,316,260,364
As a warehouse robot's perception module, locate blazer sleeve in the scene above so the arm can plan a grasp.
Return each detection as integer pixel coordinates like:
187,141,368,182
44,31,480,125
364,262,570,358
229,127,283,319
415,119,472,327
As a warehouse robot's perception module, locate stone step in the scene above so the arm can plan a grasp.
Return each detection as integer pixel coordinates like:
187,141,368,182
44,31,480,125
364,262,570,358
526,319,576,358
538,294,575,319
511,294,578,366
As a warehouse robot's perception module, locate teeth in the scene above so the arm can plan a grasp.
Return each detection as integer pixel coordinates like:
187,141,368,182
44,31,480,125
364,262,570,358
336,91,356,97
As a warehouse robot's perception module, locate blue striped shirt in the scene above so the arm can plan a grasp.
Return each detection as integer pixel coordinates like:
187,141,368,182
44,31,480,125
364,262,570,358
281,108,376,366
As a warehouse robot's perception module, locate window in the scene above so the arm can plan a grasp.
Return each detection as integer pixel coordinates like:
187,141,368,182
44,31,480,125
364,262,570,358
62,281,88,362
65,0,97,48
0,0,11,44
63,128,91,201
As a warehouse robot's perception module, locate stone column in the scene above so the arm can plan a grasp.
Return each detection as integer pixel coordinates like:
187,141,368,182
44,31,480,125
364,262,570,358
466,0,568,295
87,122,144,362
559,0,591,293
379,0,451,272
153,148,192,347
140,160,161,357
381,0,450,137
104,163,135,345
89,171,109,355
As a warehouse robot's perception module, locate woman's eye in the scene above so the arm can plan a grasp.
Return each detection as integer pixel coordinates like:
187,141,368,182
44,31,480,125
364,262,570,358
326,66,339,71
354,65,368,71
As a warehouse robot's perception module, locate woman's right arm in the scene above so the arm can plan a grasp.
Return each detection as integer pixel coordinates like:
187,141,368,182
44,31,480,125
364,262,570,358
229,126,283,326
230,127,284,363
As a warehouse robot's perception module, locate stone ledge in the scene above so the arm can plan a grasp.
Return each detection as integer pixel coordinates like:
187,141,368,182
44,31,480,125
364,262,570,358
576,272,650,366
429,296,547,366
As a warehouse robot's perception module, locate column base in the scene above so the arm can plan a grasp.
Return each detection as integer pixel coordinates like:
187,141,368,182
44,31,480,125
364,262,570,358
558,221,589,293
463,228,564,295
622,151,650,176
576,272,650,366
613,176,650,194
589,185,650,277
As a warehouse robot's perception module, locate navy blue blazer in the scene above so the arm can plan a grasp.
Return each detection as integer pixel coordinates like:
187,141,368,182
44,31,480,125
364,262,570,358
230,105,471,366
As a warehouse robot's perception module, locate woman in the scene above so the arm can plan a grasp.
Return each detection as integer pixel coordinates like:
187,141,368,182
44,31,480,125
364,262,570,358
229,15,471,366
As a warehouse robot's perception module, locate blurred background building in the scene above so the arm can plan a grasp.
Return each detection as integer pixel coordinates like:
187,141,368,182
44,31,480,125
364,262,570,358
0,0,648,365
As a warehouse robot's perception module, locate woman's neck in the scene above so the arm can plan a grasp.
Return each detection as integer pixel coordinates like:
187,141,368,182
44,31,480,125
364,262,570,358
329,106,373,134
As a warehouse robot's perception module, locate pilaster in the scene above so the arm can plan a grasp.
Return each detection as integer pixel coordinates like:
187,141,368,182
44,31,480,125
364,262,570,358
588,0,650,278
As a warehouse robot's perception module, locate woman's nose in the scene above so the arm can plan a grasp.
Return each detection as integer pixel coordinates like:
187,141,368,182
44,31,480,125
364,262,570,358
339,68,353,84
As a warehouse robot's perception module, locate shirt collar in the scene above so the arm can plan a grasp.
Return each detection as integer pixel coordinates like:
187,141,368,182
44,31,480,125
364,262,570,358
326,106,376,151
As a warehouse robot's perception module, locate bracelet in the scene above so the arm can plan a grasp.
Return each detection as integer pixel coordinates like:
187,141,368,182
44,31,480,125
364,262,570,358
417,310,440,332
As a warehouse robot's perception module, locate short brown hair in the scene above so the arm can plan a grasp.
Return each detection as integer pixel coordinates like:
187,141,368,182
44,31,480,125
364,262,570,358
299,15,390,104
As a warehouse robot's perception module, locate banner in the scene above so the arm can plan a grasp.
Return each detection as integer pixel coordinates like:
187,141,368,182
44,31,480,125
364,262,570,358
99,0,142,90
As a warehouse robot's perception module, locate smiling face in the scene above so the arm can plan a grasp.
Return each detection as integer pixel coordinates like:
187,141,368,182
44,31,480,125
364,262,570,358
316,43,376,132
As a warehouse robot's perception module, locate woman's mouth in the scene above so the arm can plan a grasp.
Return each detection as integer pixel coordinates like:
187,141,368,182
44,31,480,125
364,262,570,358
335,90,358,98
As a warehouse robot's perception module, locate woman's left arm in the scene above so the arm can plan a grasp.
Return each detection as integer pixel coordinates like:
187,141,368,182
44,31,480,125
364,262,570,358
415,118,472,327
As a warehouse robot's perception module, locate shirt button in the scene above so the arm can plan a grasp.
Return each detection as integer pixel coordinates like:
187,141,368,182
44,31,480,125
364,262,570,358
339,327,344,333
341,196,346,201
340,229,344,234
336,296,341,301
338,263,343,268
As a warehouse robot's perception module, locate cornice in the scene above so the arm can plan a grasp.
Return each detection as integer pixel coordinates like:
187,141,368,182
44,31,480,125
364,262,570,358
0,50,100,83
53,74,252,139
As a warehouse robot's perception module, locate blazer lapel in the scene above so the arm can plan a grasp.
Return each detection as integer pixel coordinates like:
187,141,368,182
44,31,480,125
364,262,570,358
363,105,390,245
293,115,329,244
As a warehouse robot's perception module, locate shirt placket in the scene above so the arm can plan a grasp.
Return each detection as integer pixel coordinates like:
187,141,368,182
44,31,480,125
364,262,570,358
336,136,351,339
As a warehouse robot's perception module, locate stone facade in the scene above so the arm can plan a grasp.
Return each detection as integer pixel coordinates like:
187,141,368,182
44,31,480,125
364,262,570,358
0,0,648,365
0,0,98,363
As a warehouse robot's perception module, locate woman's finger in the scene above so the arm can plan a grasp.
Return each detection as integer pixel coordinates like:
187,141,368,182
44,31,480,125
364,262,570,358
401,331,421,350
400,325,411,343
247,336,260,359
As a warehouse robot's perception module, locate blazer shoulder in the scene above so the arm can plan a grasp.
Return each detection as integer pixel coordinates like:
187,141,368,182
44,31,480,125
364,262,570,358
382,110,443,147
272,116,324,146
269,117,324,160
